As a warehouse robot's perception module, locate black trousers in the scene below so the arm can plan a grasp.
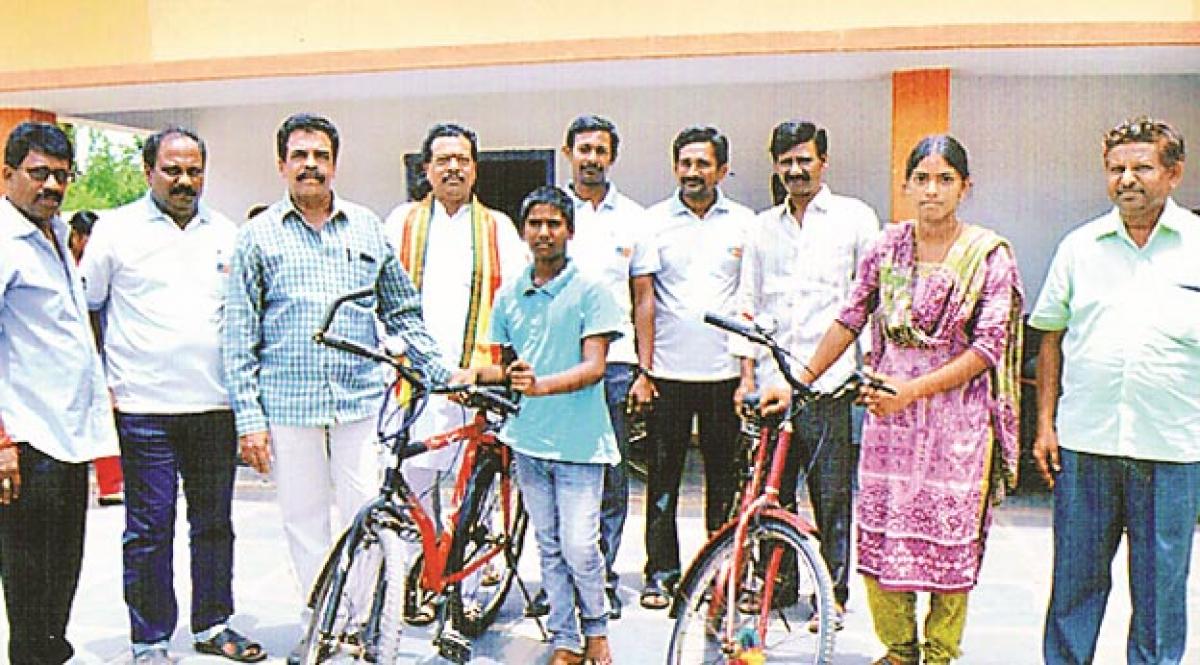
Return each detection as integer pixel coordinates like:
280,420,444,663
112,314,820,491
0,443,89,665
644,377,740,579
778,395,857,607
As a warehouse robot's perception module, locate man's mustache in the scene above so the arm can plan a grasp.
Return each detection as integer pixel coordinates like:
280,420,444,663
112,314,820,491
170,184,197,197
681,176,705,186
297,169,326,183
785,171,812,183
35,190,62,204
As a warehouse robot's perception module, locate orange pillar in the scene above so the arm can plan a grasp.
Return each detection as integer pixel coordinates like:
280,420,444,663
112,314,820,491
890,69,949,222
0,108,57,196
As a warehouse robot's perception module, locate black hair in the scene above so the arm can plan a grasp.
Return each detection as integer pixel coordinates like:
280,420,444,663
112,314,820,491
1104,116,1185,168
672,125,729,167
904,134,970,180
519,185,575,232
768,121,828,160
68,210,98,235
564,115,620,159
276,113,340,162
421,123,479,164
5,122,73,168
142,126,206,169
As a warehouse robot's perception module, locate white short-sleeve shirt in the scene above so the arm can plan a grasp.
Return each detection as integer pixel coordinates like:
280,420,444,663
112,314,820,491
646,190,755,381
566,183,659,365
81,194,238,414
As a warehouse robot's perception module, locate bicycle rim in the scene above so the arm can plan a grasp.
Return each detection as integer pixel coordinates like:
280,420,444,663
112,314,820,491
300,528,388,664
447,454,528,637
668,517,836,664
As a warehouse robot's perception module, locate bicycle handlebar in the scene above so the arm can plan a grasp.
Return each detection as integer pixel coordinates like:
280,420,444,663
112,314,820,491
312,289,521,419
704,311,895,403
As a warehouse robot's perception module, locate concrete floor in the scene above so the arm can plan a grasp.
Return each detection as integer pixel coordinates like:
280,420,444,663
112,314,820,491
3,457,1199,664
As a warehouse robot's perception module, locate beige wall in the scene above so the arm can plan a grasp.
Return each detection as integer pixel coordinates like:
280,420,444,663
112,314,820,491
88,73,1200,302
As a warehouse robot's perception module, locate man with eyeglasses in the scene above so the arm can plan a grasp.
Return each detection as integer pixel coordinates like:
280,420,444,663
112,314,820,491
80,127,265,664
0,121,118,664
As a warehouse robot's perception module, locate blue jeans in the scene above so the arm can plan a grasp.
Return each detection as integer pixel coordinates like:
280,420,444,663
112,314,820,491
600,363,633,589
117,411,238,649
515,452,608,653
1043,449,1200,664
0,443,89,665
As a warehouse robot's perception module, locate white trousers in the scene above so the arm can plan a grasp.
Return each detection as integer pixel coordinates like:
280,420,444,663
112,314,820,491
269,419,380,599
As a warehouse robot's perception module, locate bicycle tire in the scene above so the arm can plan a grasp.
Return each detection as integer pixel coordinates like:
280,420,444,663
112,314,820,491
299,527,390,663
374,528,409,664
668,516,836,665
446,451,529,637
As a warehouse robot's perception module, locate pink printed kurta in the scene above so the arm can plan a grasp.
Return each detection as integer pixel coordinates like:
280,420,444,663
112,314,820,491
838,222,1021,593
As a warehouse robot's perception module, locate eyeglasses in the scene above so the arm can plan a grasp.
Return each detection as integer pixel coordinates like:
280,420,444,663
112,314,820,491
22,166,77,183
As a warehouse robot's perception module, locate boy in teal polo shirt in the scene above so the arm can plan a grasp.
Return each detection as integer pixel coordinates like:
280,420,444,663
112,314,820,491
475,185,622,665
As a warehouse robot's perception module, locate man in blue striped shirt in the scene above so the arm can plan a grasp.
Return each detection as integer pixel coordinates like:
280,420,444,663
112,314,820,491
223,114,464,661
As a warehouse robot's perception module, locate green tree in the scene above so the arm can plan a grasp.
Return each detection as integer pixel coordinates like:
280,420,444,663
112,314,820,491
62,128,146,212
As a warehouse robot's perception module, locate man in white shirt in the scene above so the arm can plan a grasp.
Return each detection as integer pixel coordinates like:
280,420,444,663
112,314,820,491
383,124,527,620
559,115,658,619
639,125,755,609
734,120,880,627
82,128,264,664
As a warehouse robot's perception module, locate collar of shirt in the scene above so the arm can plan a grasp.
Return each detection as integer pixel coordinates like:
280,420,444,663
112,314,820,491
429,197,474,223
1091,197,1192,248
0,197,66,243
568,182,619,212
520,259,577,297
277,191,349,227
139,192,215,228
784,183,833,223
666,187,733,220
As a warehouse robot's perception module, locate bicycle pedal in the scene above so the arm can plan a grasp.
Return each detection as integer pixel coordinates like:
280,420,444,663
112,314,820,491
435,629,472,663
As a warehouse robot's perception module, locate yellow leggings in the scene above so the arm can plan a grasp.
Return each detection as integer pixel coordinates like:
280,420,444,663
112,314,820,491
863,576,969,664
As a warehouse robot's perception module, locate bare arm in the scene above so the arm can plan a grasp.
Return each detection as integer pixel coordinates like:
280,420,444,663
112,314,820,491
509,335,610,397
1032,329,1065,488
628,274,658,408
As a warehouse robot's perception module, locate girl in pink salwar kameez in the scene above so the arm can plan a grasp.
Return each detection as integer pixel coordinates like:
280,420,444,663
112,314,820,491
764,135,1023,665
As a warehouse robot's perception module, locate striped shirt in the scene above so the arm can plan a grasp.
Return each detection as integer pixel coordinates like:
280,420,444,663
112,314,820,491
223,194,452,436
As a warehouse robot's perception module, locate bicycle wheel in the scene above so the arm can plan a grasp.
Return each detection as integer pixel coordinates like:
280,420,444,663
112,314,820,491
374,529,410,664
668,516,836,664
446,451,529,637
299,527,392,664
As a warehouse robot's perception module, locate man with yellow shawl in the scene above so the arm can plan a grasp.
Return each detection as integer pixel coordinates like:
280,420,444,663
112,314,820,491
382,124,527,598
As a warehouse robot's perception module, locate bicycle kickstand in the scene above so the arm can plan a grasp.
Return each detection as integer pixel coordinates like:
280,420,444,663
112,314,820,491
507,543,549,641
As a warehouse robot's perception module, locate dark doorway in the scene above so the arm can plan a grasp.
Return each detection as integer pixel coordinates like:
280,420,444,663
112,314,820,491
403,149,555,228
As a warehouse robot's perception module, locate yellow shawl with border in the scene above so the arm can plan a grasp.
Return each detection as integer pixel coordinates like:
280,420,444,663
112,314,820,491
397,195,504,370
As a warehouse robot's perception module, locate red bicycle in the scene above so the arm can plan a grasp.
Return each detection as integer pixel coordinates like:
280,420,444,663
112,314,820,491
300,288,537,664
667,313,891,664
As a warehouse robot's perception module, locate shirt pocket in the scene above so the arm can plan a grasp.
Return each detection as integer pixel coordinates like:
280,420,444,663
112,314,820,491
1149,283,1200,344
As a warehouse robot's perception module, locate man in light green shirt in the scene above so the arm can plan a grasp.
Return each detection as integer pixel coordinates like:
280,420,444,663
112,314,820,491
1031,116,1200,665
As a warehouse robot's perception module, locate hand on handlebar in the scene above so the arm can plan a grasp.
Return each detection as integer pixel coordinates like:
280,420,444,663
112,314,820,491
758,384,792,416
446,368,478,404
858,370,909,417
507,359,539,396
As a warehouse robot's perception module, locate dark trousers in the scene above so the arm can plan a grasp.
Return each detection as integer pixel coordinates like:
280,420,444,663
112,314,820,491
1043,449,1200,665
644,377,739,579
117,410,238,646
599,363,634,589
0,443,89,665
778,395,856,607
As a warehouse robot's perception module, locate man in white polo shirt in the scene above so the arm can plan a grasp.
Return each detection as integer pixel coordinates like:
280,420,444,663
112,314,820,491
82,128,264,664
560,115,659,619
639,125,755,610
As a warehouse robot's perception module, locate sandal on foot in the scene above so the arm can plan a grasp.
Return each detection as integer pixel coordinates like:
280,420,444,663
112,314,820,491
639,578,670,610
194,627,267,663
